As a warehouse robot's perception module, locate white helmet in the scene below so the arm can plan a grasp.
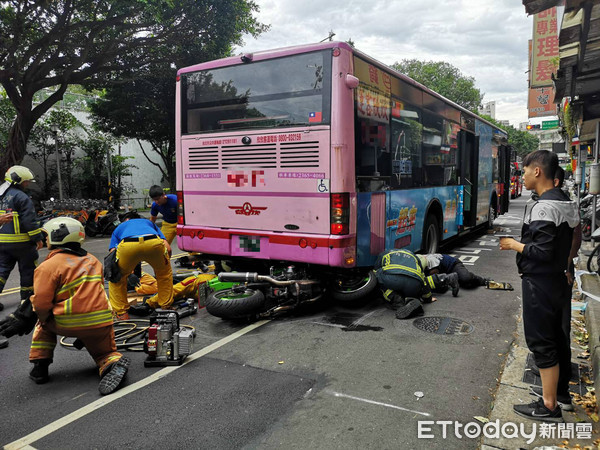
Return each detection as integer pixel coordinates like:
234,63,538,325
5,165,35,184
43,217,85,245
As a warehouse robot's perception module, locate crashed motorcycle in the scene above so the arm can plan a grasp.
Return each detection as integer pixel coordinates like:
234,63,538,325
205,265,378,320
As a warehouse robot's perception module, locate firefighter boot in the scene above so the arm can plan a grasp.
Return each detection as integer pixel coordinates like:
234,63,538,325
395,297,424,319
99,356,130,395
30,359,52,384
439,273,460,297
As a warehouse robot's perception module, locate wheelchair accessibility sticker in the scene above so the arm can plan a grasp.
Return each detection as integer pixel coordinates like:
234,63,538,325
317,179,329,193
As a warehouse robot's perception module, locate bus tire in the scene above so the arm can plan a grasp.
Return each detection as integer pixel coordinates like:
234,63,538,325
330,271,378,302
205,288,265,319
422,215,440,253
488,202,497,229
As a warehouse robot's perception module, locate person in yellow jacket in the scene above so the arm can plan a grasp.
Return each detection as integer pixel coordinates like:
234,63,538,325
128,272,216,316
28,217,130,395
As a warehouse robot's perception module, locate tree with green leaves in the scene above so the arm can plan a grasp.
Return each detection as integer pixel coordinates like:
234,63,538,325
480,115,540,158
392,59,483,112
75,128,135,203
0,0,267,173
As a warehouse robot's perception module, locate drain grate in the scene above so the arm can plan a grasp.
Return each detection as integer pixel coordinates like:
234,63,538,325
522,353,588,396
413,316,473,335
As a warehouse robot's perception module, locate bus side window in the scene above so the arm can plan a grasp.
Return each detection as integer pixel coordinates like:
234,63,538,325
421,111,457,187
390,103,422,189
355,119,392,191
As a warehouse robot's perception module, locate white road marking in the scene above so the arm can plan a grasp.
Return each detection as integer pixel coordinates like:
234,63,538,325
4,320,270,450
326,390,431,417
311,322,346,329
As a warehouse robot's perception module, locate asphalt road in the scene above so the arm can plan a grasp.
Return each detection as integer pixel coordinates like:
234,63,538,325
0,194,528,450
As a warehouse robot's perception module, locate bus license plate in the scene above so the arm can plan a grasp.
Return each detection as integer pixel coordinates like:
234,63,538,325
239,235,261,252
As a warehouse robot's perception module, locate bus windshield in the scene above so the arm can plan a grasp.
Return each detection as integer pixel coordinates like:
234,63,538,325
181,50,332,134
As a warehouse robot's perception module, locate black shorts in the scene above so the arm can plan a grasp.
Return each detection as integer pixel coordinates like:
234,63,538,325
521,274,571,370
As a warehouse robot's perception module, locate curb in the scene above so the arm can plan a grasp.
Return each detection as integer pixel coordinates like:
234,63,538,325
583,277,600,410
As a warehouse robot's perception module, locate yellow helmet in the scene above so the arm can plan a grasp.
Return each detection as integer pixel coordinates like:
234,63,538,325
5,165,35,184
43,217,85,245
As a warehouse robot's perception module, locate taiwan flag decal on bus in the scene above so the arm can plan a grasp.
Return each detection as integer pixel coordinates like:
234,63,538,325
308,111,322,123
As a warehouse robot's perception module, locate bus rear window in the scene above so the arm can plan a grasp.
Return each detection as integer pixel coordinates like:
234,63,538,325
181,50,332,133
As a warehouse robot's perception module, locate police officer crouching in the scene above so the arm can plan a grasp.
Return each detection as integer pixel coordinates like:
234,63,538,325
375,249,459,319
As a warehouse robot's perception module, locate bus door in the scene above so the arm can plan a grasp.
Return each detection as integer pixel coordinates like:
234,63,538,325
498,145,511,213
458,130,479,228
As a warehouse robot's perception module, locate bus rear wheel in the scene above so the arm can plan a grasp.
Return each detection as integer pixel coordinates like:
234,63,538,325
422,215,439,253
330,271,378,302
488,203,497,229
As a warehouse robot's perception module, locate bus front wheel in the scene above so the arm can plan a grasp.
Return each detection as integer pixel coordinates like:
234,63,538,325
422,215,440,253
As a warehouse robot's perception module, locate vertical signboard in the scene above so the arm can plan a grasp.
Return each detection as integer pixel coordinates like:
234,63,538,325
531,7,559,88
528,39,557,118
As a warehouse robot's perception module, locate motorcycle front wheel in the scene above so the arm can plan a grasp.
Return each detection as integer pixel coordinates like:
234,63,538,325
205,288,265,319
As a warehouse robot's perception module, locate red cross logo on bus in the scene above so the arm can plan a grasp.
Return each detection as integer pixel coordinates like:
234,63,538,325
228,202,267,216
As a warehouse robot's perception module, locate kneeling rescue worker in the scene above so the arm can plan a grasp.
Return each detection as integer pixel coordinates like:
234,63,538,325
375,249,459,319
29,217,130,395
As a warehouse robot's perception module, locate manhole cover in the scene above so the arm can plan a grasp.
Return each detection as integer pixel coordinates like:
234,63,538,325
413,316,473,335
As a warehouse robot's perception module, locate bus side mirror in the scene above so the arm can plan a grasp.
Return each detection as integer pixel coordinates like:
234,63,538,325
345,74,359,89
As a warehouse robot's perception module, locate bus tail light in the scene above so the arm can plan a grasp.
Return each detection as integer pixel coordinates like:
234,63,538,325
330,193,349,235
177,191,184,225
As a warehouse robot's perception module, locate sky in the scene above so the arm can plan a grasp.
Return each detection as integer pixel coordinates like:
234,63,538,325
235,0,536,128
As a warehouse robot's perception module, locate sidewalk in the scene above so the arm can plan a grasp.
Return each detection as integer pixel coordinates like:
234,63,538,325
482,241,600,448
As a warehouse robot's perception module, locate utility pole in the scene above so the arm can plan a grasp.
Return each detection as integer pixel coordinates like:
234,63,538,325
106,148,112,207
50,124,64,200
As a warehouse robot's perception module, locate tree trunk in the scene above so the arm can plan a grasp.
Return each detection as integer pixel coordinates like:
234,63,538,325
0,113,33,174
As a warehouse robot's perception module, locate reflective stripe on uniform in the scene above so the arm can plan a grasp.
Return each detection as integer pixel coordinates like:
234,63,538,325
53,309,113,328
12,211,20,234
381,250,425,280
28,228,41,236
383,289,393,301
30,340,56,350
0,233,31,243
426,275,436,289
56,275,103,297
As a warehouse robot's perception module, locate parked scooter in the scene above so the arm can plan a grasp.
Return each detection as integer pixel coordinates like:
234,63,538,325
580,194,600,241
85,209,120,237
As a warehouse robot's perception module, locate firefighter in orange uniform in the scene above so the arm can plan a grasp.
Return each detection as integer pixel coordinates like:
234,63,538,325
28,217,130,395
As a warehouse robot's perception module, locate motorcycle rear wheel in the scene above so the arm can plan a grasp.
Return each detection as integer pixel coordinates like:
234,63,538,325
205,288,265,319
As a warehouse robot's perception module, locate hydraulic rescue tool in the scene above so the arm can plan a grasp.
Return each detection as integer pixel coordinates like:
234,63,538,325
143,310,195,367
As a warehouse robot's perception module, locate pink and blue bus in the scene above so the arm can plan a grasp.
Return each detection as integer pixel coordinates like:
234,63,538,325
175,42,510,298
